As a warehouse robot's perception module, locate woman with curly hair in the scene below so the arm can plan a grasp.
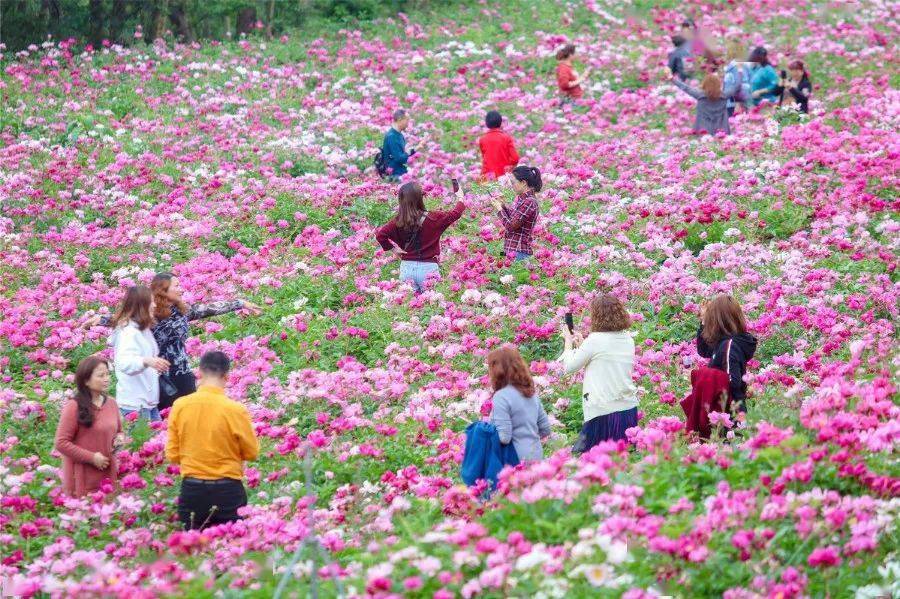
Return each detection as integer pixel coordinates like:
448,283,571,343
559,294,639,452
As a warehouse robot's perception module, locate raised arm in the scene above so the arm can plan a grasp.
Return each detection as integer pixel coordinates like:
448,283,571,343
672,78,703,100
186,300,245,322
498,198,535,233
559,341,595,376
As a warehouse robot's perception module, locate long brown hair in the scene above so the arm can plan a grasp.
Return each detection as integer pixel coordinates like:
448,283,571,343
590,294,631,332
73,356,110,427
487,346,535,398
700,73,723,100
109,285,154,330
701,295,748,345
150,272,188,321
396,182,426,231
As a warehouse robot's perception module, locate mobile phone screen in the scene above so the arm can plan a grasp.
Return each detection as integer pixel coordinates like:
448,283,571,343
451,178,459,193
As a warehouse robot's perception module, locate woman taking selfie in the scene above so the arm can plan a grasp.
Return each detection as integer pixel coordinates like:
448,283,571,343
150,273,261,411
488,346,551,462
559,295,638,452
492,166,541,261
697,295,758,413
54,356,123,497
375,181,466,293
109,286,169,422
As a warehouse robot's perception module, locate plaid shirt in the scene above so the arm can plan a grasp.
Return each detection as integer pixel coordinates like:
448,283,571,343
498,191,538,256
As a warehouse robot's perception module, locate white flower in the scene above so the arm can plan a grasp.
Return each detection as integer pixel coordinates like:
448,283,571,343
515,548,551,570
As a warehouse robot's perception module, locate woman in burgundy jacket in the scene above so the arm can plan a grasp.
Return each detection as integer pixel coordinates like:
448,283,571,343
375,182,465,293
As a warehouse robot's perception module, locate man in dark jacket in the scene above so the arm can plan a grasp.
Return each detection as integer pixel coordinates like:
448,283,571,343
697,327,758,413
381,109,414,180
667,35,694,81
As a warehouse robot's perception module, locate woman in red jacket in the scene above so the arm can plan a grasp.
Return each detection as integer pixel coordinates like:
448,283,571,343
375,182,465,293
556,44,590,102
479,111,519,180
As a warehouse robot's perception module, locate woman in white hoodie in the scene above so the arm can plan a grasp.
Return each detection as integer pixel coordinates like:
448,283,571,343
109,286,169,422
559,294,638,453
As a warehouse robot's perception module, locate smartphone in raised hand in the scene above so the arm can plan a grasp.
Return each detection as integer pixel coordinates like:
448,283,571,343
564,312,574,334
451,178,460,193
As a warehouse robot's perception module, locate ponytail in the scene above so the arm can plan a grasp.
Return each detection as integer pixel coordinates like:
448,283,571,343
512,165,542,193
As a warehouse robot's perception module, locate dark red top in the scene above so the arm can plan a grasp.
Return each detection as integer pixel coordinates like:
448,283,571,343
556,63,583,98
376,201,465,263
479,129,520,179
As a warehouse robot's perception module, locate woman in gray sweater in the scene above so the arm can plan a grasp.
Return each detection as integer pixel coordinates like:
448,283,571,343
672,72,740,135
488,346,551,462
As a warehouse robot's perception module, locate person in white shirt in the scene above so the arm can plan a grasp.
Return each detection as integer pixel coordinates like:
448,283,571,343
108,286,169,422
559,294,638,453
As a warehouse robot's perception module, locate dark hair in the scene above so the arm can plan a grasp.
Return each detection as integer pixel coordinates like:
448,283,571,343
749,46,770,67
392,109,407,122
73,356,110,427
395,182,426,231
109,285,154,330
556,43,576,61
788,60,808,77
671,35,687,47
512,165,542,192
590,294,631,332
680,19,696,30
702,295,748,345
199,351,231,377
487,346,535,398
150,272,188,321
485,110,502,129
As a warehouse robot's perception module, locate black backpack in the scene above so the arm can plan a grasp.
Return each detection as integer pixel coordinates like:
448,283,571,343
373,149,388,178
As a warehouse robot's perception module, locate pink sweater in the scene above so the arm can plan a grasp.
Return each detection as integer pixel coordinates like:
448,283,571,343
54,398,121,497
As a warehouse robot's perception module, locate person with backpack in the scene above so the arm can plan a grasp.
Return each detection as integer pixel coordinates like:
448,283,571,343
375,182,465,293
491,165,541,261
488,346,551,462
559,294,638,453
723,38,752,116
696,295,757,413
667,35,695,81
671,71,741,135
748,46,780,106
378,109,415,180
478,111,520,180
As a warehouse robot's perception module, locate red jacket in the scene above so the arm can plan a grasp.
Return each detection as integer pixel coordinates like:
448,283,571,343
478,129,519,179
681,367,730,439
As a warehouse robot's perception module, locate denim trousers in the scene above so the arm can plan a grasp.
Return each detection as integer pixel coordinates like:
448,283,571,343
119,407,161,422
399,260,439,293
514,251,532,262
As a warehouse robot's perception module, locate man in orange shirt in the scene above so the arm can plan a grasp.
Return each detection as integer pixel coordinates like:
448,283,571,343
166,351,259,530
478,111,520,180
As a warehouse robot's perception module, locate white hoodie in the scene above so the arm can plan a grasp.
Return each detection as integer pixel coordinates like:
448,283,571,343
559,331,639,421
110,321,160,410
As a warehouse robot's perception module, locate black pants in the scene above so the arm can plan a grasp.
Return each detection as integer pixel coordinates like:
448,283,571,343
178,478,247,530
159,371,197,412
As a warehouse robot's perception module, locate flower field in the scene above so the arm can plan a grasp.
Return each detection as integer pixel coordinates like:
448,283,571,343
1,0,898,596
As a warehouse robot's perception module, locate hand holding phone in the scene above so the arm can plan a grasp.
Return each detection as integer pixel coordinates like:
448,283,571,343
564,312,574,334
451,178,460,193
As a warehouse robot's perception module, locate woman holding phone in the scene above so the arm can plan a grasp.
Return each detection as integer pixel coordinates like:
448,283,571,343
375,181,466,293
559,294,638,453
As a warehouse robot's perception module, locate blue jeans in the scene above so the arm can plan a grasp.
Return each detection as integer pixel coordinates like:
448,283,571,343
514,251,531,262
120,407,161,422
399,260,439,293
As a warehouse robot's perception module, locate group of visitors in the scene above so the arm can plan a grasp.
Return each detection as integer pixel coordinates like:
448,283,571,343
667,19,814,134
54,276,263,529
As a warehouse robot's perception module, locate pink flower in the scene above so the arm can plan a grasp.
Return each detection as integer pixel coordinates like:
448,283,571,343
808,546,842,568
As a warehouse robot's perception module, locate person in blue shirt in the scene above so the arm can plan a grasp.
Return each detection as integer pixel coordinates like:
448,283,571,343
381,109,415,180
748,46,779,106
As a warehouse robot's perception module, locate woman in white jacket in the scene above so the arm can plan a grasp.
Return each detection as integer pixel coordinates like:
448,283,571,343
109,286,169,422
559,294,638,453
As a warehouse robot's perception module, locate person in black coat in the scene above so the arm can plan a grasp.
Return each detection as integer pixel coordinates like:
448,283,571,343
696,295,758,413
780,60,812,114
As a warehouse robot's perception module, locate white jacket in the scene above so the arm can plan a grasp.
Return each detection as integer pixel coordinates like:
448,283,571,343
110,321,160,410
559,331,638,421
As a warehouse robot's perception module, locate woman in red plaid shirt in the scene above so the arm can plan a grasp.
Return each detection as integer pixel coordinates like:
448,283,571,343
492,166,541,261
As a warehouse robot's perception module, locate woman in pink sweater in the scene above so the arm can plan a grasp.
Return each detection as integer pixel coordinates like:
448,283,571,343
54,356,123,497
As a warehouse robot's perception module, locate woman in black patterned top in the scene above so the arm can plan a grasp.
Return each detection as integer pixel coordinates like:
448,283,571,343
85,273,261,412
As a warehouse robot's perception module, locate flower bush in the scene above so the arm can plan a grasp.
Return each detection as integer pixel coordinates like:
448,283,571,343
1,0,898,597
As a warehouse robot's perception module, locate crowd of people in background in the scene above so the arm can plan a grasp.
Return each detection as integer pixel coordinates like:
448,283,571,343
50,14,772,517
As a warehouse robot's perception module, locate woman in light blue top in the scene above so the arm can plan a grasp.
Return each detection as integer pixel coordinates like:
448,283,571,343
749,46,779,105
488,346,551,462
